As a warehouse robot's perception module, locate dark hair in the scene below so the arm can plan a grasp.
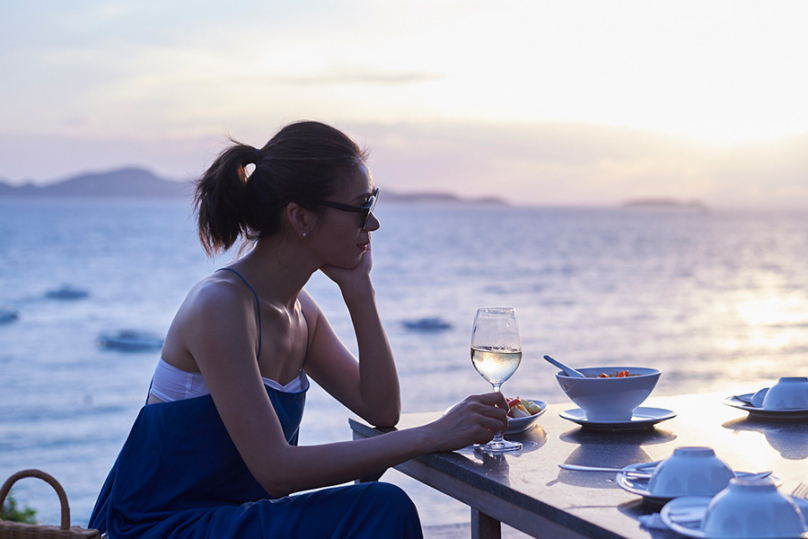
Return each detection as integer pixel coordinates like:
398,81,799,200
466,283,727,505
194,121,368,255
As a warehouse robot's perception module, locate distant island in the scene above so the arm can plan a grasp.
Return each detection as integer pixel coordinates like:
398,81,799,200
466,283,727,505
0,167,507,205
0,168,191,198
621,198,708,211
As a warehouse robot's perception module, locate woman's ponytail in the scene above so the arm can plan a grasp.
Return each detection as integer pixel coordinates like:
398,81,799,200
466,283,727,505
194,143,256,255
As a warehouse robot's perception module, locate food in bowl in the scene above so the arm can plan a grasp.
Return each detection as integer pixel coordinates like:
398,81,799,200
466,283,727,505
597,370,635,378
507,396,543,418
504,398,546,434
556,366,660,421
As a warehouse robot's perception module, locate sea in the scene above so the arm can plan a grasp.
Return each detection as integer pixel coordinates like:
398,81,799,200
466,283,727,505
1,198,807,529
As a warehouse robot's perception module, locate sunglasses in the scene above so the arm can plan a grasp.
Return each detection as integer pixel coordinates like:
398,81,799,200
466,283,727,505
318,187,379,229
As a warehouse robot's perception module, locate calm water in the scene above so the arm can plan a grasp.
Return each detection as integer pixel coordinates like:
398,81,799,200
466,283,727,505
1,198,807,527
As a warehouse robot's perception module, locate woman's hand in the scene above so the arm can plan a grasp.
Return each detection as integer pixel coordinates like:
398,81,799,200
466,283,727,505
320,242,373,293
423,393,509,453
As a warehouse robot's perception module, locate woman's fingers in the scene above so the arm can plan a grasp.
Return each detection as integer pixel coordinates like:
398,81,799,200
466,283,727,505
474,391,510,410
431,393,511,450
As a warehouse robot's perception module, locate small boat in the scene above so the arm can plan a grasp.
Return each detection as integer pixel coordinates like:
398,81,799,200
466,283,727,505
402,317,452,331
0,307,19,324
45,285,90,300
99,330,164,352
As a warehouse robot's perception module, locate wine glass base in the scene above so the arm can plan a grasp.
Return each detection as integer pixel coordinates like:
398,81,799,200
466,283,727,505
473,439,522,453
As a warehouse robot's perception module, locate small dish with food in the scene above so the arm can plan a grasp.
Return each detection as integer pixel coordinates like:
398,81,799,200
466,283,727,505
505,397,546,435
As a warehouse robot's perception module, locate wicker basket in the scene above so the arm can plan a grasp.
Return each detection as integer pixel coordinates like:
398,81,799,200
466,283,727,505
0,469,100,539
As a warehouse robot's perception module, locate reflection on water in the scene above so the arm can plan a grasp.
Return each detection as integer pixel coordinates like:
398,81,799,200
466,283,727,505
722,417,808,460
2,201,808,526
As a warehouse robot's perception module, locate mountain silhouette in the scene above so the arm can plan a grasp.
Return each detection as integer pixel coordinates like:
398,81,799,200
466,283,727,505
0,167,191,198
0,167,506,205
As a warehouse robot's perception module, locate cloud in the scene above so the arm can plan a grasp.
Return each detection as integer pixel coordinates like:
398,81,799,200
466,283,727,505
249,71,443,86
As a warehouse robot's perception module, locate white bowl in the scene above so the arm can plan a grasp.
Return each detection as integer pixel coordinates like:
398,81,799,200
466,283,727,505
555,366,660,421
703,477,808,538
506,399,546,434
647,447,735,498
762,377,808,410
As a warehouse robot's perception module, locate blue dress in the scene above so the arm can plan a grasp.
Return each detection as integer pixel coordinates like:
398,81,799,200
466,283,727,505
89,270,423,538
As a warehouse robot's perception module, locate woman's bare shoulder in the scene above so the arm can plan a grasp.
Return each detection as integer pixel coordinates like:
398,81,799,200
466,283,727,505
171,274,256,333
298,289,324,321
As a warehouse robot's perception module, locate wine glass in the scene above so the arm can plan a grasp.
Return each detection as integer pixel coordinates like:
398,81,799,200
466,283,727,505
470,307,522,453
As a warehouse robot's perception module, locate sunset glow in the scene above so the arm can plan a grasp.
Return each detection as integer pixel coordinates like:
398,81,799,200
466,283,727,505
1,1,807,208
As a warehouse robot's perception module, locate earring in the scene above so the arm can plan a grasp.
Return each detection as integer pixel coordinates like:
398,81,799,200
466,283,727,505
302,232,308,238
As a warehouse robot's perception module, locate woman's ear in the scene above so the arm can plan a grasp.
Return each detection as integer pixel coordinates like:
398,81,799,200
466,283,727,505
285,203,314,238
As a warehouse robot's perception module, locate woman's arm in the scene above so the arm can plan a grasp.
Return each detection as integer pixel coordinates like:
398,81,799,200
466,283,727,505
185,280,508,499
308,243,400,427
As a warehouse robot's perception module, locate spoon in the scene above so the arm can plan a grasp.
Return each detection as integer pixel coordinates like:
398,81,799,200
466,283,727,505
732,388,769,408
559,464,773,482
543,355,586,378
558,464,654,477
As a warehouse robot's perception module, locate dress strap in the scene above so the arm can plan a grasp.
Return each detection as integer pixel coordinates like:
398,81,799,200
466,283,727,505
216,268,262,359
301,310,310,369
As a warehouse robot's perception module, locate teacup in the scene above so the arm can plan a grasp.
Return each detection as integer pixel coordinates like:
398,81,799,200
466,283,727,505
703,477,807,538
762,377,808,410
555,366,660,421
647,447,734,498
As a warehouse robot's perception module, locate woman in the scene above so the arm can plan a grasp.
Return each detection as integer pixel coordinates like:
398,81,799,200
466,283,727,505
89,120,508,538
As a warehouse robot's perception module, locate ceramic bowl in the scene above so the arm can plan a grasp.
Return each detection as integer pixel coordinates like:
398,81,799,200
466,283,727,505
505,399,546,435
647,447,735,498
762,377,808,410
703,477,808,538
555,366,660,421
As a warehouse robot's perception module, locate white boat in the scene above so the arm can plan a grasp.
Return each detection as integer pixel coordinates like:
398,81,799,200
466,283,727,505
402,317,452,331
99,330,164,352
0,307,19,324
45,285,90,300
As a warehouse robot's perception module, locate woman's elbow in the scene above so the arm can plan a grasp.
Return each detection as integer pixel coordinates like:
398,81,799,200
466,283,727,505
366,406,400,428
262,481,292,499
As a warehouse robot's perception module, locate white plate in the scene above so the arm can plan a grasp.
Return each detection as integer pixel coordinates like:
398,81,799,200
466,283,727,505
723,393,808,420
660,496,808,539
617,464,783,508
559,407,676,431
506,400,546,434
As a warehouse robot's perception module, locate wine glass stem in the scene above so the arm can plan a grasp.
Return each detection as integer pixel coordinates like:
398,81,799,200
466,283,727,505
492,383,504,443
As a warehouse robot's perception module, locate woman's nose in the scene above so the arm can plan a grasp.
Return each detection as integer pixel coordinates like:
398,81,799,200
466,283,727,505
364,212,380,231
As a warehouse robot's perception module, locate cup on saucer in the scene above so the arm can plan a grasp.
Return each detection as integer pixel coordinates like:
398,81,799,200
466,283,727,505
647,447,735,498
762,377,808,411
703,476,808,538
555,366,660,421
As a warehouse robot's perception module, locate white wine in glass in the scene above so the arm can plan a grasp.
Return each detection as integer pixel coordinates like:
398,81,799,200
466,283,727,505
471,307,522,453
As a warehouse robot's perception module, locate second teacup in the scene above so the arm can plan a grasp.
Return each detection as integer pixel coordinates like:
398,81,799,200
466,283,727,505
762,377,808,410
647,447,735,498
703,477,808,538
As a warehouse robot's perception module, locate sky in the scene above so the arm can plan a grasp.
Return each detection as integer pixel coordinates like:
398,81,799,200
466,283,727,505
1,0,808,208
